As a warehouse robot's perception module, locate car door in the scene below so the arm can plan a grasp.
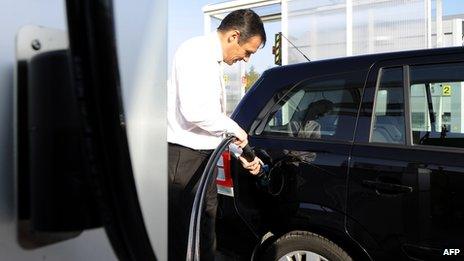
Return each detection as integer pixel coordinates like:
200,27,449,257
231,70,366,240
347,52,464,260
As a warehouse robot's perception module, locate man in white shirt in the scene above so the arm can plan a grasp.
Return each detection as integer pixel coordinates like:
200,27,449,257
167,9,266,261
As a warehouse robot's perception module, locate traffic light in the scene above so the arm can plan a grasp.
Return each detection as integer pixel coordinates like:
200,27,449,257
272,32,282,66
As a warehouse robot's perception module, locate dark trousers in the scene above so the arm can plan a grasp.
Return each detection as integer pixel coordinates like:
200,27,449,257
168,143,218,261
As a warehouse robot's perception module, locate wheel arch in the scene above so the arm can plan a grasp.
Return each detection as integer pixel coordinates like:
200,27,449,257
257,215,373,261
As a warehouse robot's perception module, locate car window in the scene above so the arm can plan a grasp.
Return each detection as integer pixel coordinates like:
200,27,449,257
261,71,364,141
410,62,464,148
266,89,305,127
371,67,405,144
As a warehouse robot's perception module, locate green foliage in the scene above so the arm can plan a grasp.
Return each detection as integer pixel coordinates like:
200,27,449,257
245,66,260,92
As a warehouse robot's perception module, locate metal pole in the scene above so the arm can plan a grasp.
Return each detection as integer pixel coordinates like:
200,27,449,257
281,0,288,65
436,0,443,47
426,0,432,48
346,0,353,56
204,13,212,35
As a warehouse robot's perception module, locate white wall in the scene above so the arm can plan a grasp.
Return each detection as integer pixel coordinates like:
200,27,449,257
286,0,429,62
114,0,168,259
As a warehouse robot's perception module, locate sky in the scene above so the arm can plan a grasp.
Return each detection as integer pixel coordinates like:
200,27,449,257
168,0,215,68
444,0,464,15
168,0,464,75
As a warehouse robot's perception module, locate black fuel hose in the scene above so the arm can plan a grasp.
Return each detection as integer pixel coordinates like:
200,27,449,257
186,136,235,261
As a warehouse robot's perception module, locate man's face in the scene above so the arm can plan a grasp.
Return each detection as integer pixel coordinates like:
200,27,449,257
223,31,262,65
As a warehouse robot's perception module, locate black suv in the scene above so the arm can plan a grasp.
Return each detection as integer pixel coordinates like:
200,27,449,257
215,47,464,261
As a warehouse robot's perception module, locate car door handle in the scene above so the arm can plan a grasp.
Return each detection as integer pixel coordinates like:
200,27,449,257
362,180,413,194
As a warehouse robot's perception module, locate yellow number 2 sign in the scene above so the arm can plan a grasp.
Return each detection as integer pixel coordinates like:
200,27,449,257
442,84,451,96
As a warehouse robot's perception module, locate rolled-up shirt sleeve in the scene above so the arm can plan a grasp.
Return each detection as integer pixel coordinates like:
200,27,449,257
174,48,242,137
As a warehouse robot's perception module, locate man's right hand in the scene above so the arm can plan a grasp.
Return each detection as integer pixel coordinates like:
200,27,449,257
233,128,248,148
238,156,262,175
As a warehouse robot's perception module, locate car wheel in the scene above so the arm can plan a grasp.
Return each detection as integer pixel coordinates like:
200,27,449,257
258,231,352,261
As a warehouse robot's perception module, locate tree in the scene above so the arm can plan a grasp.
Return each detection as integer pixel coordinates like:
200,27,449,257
244,66,261,92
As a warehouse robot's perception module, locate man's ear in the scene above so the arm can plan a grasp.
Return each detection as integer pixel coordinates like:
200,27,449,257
228,30,240,43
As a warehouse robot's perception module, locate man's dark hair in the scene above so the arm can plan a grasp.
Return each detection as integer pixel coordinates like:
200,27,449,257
217,9,266,47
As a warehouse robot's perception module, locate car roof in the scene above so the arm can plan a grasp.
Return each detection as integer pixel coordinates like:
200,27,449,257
233,46,464,125
264,46,464,77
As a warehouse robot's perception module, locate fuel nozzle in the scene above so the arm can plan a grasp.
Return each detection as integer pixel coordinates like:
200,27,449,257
240,145,267,178
240,145,282,196
240,144,255,161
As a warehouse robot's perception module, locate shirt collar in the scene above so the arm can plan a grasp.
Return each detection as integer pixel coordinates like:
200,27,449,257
210,32,223,63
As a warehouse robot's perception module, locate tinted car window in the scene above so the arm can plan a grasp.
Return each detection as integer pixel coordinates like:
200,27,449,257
410,62,464,148
261,71,364,141
371,67,405,144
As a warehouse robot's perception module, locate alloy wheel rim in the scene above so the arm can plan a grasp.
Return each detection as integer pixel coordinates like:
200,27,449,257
278,250,329,261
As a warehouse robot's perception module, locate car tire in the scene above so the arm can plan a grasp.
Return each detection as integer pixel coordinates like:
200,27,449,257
258,231,352,261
